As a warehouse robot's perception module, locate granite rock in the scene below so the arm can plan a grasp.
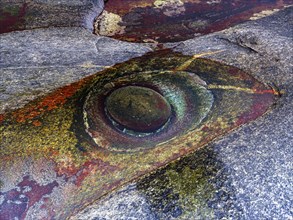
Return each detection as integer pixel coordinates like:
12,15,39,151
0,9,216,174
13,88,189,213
0,27,152,113
0,0,104,33
0,3,292,220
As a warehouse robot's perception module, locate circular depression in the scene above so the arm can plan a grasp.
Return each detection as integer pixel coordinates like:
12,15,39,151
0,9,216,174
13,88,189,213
83,71,214,152
105,86,172,133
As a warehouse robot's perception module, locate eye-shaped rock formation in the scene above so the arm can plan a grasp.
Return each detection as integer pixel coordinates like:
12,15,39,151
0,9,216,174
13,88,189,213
0,1,292,220
0,50,276,219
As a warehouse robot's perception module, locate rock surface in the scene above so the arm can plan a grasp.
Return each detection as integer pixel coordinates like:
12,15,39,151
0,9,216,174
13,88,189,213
0,1,292,219
94,0,291,43
72,6,293,220
0,27,152,113
0,0,104,33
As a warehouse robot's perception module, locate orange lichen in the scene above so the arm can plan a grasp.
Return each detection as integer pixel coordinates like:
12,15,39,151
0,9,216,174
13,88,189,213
0,114,4,123
32,120,42,126
11,76,93,124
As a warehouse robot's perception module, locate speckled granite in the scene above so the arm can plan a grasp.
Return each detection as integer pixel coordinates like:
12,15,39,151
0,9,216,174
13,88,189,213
71,7,293,220
0,0,104,33
0,27,152,113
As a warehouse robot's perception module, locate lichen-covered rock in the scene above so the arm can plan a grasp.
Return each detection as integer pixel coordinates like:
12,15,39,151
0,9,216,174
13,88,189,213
94,0,291,42
0,1,292,219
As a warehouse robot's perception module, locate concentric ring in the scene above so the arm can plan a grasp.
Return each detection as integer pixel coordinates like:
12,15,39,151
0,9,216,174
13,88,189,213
83,70,213,152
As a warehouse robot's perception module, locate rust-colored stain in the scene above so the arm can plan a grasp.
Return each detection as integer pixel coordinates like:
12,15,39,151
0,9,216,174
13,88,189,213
0,50,277,219
11,77,93,124
95,0,291,42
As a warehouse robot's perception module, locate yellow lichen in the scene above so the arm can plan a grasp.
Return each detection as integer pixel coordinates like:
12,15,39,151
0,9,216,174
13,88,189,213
249,9,280,20
95,11,125,36
154,0,185,16
0,105,85,166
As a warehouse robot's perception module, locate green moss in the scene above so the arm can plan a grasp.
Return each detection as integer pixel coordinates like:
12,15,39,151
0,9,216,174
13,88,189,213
164,166,214,218
137,149,220,219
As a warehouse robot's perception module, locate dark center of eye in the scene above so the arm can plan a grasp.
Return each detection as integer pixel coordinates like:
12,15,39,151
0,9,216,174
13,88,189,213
105,86,172,133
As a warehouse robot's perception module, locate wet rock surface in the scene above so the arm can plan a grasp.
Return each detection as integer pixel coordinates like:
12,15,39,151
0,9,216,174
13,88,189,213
71,6,293,220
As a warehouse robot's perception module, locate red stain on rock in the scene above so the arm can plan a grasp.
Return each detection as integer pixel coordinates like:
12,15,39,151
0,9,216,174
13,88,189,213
0,176,58,220
98,0,290,42
55,158,120,187
74,159,121,186
10,76,93,124
236,93,275,126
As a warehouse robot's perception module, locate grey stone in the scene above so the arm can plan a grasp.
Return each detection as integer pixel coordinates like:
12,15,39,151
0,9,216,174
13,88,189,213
0,27,153,113
72,184,156,220
0,0,104,32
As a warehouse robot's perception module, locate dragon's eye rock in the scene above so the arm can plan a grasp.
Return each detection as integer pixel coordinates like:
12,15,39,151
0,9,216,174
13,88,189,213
0,51,276,219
